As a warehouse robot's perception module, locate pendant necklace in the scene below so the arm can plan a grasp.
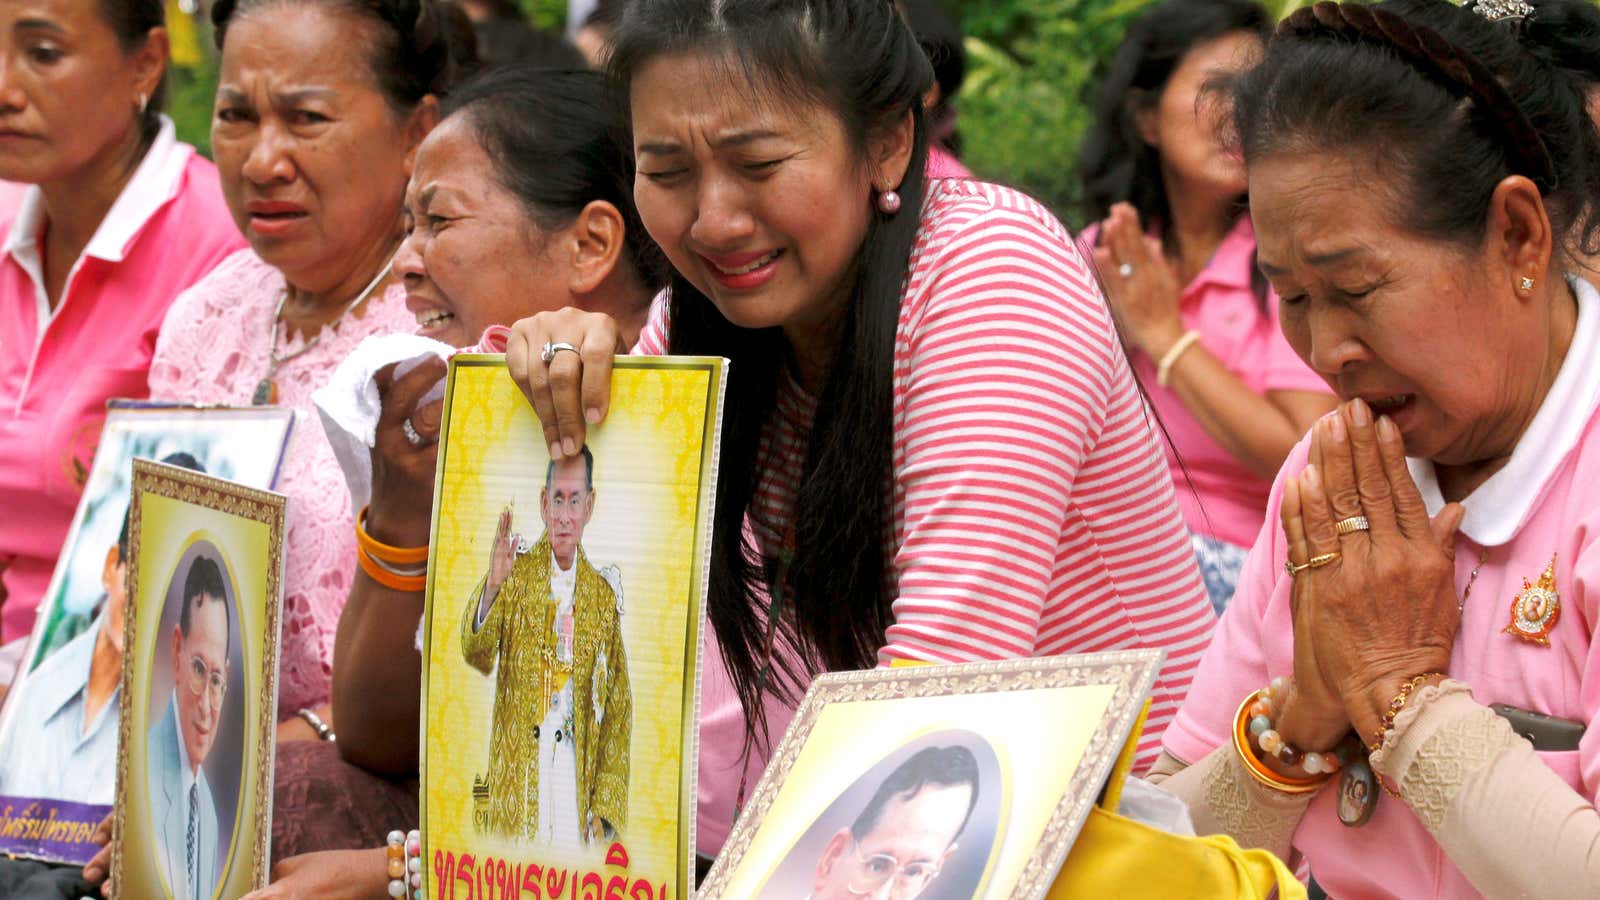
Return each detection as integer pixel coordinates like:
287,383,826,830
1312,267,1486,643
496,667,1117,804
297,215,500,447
1339,547,1488,828
252,252,397,405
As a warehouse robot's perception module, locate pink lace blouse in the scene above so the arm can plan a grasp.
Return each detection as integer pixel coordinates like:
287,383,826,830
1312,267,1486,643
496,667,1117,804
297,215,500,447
149,248,415,718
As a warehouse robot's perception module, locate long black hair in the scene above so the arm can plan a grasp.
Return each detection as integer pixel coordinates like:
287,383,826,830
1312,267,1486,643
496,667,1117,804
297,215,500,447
607,0,933,744
1234,0,1600,266
438,65,669,296
1076,0,1269,230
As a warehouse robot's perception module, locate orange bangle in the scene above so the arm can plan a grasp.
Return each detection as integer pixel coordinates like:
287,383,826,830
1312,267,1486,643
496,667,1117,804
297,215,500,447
1232,692,1328,793
358,546,427,592
356,506,429,565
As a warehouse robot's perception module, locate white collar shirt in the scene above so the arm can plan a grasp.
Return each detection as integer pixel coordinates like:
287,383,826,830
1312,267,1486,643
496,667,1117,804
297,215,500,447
1,115,185,344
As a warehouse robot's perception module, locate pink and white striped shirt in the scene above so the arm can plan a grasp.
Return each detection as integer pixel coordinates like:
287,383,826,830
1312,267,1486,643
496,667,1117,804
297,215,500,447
638,179,1217,855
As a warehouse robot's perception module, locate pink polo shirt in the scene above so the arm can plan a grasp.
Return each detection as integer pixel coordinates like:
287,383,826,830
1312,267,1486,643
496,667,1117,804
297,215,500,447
1163,276,1600,898
0,182,25,217
1085,218,1329,548
0,119,243,641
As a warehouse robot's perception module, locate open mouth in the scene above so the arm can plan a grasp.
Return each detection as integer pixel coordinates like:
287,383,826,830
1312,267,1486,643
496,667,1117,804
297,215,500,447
709,249,783,275
415,308,456,333
1366,394,1413,416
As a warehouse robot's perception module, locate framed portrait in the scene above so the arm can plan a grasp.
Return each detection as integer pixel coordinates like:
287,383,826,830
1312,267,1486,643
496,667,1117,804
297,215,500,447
112,460,287,899
0,402,291,864
701,651,1164,900
420,355,726,900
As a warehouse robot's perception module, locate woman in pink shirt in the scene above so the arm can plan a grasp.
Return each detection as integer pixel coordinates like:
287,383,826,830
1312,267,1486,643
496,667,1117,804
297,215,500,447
147,0,474,735
1077,0,1335,613
503,0,1215,864
1154,2,1600,896
0,0,243,643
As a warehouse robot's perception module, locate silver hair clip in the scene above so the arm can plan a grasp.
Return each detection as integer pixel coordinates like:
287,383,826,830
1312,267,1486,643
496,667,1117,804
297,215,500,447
1471,0,1534,22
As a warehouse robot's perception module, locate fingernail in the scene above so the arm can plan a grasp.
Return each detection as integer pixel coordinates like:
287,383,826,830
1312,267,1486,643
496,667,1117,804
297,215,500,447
562,436,576,457
585,407,601,425
1328,413,1346,444
1303,463,1319,490
1350,398,1371,427
1378,415,1399,443
548,442,562,460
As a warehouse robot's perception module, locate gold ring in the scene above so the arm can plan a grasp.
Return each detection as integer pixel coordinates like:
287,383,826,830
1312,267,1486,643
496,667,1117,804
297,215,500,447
1285,552,1342,578
1336,516,1371,535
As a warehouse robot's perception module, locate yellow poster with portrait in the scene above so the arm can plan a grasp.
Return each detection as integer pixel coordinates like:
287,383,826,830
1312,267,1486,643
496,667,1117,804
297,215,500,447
421,355,726,900
113,461,287,899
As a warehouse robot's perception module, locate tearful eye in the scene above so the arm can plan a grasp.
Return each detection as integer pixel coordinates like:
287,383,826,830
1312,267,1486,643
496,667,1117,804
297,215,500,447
640,169,688,184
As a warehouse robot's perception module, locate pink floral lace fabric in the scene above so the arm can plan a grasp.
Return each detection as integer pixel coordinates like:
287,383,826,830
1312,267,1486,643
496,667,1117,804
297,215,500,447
149,248,415,718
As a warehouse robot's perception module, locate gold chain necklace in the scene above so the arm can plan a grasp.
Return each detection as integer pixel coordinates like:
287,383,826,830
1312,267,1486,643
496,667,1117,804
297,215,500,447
252,253,396,405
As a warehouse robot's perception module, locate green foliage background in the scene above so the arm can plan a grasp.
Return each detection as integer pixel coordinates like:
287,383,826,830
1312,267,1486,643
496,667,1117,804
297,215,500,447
950,0,1312,224
162,0,1318,215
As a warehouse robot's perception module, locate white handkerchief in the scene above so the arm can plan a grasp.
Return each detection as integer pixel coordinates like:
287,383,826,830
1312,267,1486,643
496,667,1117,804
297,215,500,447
313,333,453,513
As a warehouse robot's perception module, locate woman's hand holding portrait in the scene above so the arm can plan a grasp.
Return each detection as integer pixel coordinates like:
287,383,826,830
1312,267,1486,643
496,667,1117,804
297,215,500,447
1276,399,1467,752
505,309,625,461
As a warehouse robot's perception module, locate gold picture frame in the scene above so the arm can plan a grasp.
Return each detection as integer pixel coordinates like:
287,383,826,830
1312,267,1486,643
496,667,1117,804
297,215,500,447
112,460,287,898
420,355,727,899
701,650,1163,900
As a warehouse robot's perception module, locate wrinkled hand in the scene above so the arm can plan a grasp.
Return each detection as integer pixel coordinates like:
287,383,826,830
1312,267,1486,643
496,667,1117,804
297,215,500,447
1090,203,1184,357
1292,400,1465,743
485,505,517,601
506,309,625,461
240,848,389,900
365,356,447,548
1276,467,1362,751
81,812,114,896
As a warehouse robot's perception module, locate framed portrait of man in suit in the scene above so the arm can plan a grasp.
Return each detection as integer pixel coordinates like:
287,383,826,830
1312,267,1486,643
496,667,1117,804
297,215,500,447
112,461,286,899
0,403,291,866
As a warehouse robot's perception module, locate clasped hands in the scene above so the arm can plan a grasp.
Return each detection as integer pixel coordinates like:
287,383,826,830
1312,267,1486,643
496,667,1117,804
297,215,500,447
1271,399,1466,757
1089,202,1186,359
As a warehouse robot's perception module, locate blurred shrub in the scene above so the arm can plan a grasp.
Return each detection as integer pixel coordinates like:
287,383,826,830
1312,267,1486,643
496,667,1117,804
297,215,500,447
951,0,1312,223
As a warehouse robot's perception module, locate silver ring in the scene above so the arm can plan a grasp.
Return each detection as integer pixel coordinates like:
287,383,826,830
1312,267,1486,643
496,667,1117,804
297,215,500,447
402,417,424,447
541,341,581,365
1118,262,1134,278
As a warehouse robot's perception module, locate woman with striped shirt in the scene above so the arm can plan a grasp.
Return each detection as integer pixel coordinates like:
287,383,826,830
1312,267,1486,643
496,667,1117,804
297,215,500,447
505,0,1216,859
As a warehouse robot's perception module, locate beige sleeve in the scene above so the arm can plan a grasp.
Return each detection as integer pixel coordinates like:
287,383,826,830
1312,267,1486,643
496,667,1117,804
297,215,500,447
1369,680,1600,898
1146,746,1315,864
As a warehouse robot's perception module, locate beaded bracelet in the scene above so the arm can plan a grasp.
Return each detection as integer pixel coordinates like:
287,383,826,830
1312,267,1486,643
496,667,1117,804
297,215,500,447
1232,678,1339,793
386,829,421,899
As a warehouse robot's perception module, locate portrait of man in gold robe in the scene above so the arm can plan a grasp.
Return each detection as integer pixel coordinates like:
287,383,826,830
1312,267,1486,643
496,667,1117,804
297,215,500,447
461,445,631,852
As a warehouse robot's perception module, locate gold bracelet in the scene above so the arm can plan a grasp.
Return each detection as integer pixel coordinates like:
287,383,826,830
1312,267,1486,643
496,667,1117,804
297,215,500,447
1157,329,1203,388
1232,692,1330,795
1369,673,1445,751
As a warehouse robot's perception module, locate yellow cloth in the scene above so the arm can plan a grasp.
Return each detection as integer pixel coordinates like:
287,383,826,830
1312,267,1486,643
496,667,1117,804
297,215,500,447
461,534,631,842
164,0,202,67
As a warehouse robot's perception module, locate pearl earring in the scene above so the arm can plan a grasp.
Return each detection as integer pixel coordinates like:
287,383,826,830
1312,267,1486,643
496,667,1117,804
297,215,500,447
876,189,901,216
135,92,148,115
1520,276,1536,292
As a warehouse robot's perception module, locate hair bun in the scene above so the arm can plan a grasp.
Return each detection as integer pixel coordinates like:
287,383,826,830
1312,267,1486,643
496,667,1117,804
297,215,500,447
1522,0,1600,85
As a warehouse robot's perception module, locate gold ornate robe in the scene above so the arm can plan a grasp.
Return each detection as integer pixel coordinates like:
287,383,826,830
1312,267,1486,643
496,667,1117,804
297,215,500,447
461,533,631,842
